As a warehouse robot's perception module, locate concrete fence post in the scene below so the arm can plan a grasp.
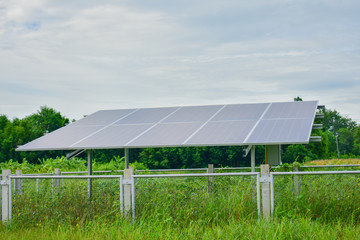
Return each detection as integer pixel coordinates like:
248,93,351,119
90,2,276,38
261,164,271,219
124,167,134,216
15,170,23,195
2,170,11,222
54,168,61,194
207,164,214,193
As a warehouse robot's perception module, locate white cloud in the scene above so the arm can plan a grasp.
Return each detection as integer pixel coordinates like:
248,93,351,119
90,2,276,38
0,0,359,123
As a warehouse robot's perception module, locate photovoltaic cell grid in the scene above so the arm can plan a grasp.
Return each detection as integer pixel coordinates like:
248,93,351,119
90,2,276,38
16,101,319,151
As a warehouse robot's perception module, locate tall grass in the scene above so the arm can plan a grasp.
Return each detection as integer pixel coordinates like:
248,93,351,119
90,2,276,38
273,173,360,223
305,158,360,165
2,217,360,239
11,178,121,228
10,175,258,228
134,175,257,226
4,158,360,238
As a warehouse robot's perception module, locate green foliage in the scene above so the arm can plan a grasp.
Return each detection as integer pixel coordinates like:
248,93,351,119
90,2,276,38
2,217,360,240
0,106,69,164
0,156,148,174
137,146,265,169
273,174,360,224
135,176,256,226
25,106,69,136
321,108,357,133
11,178,121,228
338,128,354,155
282,145,318,163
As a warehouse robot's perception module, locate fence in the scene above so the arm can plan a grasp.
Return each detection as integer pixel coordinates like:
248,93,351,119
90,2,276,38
15,164,360,176
2,173,123,226
132,172,261,222
270,170,360,223
1,169,261,225
3,165,360,226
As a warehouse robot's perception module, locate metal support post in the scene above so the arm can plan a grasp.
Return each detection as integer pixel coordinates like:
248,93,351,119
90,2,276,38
125,148,129,169
279,145,282,165
251,146,256,172
2,170,11,222
88,149,93,199
261,164,271,219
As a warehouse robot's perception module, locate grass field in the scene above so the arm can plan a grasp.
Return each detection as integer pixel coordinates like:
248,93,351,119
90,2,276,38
305,158,360,165
2,158,360,239
1,217,360,240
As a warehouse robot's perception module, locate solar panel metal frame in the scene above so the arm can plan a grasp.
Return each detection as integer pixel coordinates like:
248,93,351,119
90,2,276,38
16,101,319,151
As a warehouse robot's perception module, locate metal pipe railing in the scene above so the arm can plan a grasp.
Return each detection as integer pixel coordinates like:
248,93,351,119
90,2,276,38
10,175,123,179
271,170,360,176
133,172,259,178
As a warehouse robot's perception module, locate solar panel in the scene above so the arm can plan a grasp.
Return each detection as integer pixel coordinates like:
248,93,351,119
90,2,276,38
263,101,318,119
245,119,314,144
16,101,319,151
18,125,104,151
72,109,137,126
115,107,178,124
163,105,222,123
185,120,257,146
211,103,269,121
72,124,153,149
128,122,204,147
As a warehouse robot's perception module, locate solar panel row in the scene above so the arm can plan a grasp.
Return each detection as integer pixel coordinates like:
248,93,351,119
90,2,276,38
16,101,319,151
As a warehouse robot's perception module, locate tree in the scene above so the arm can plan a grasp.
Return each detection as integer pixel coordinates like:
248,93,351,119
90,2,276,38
25,106,69,137
294,96,303,102
337,128,354,155
0,107,69,163
322,109,357,133
309,130,337,159
282,144,318,163
353,127,360,155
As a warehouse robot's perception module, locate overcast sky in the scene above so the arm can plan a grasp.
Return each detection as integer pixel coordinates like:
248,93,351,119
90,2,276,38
1,0,359,123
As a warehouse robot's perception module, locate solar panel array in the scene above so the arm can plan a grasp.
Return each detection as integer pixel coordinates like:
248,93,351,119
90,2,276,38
16,101,319,151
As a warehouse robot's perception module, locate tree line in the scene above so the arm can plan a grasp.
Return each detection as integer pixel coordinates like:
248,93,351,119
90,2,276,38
0,103,359,169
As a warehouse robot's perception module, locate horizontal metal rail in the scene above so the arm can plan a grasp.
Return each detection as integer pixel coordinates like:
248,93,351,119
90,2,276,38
133,172,259,178
11,173,54,176
215,167,261,170
7,164,360,177
136,168,207,172
9,175,123,179
62,170,124,174
300,164,360,168
271,170,360,176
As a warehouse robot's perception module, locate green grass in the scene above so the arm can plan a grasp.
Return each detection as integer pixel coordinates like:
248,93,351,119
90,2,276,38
134,175,257,226
9,175,257,228
4,158,360,239
1,217,360,240
11,178,121,228
273,173,360,223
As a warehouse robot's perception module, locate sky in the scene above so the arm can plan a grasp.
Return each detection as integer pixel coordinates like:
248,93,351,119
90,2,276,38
0,0,359,123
